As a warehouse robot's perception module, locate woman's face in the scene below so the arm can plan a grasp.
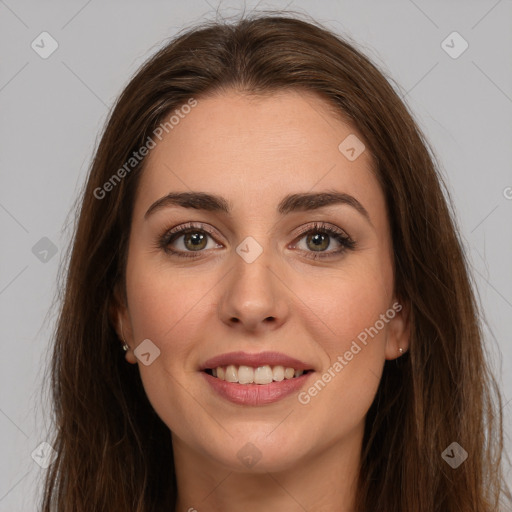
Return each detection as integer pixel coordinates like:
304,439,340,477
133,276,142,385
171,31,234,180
117,88,409,472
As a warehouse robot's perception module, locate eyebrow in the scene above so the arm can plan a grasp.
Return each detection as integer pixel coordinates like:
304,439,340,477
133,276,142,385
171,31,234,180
144,190,372,225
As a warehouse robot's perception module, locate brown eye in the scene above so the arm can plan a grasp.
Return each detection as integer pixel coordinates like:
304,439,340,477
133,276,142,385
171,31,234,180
180,231,208,251
157,222,223,258
292,222,356,260
305,232,331,252
164,228,218,254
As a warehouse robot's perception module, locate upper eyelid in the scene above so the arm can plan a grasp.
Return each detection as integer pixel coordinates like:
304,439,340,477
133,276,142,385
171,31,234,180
164,222,219,240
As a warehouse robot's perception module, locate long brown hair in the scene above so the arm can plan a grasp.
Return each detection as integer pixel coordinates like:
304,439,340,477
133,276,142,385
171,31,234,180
39,10,511,511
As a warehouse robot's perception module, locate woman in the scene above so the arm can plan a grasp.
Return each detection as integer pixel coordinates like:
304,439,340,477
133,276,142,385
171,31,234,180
40,11,511,512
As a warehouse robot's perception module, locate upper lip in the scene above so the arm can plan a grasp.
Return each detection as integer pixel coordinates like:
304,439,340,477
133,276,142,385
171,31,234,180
200,351,314,371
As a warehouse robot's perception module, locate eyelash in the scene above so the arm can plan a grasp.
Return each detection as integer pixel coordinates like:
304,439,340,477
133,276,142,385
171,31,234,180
156,221,356,260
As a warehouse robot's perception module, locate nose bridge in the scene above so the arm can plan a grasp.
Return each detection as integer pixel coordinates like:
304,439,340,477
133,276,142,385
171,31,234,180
218,233,289,331
231,235,276,306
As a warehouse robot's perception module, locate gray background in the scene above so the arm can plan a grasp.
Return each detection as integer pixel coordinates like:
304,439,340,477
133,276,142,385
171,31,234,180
1,0,511,509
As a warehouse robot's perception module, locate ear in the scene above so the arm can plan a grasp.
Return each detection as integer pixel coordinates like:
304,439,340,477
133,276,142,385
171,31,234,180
109,281,137,365
384,297,411,360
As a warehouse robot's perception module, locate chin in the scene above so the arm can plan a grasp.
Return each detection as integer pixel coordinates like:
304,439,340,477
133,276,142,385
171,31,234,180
203,431,312,474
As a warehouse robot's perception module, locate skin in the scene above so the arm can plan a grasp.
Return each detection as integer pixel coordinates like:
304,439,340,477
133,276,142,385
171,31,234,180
114,88,410,512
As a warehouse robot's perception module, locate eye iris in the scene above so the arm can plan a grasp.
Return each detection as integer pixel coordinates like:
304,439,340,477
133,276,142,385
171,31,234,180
184,232,207,251
307,232,329,251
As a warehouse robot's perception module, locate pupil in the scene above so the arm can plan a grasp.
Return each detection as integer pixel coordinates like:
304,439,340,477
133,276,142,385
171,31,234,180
186,232,205,250
309,232,328,251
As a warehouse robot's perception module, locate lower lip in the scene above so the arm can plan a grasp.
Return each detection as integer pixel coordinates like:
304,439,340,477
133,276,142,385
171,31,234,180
201,371,313,406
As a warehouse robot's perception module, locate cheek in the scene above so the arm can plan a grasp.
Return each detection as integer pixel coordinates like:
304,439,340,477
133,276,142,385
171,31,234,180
293,255,393,416
125,247,209,343
123,251,211,419
300,253,393,356
324,281,391,359
123,254,213,432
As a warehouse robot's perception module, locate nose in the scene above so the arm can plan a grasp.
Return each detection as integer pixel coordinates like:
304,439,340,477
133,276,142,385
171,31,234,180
218,246,290,334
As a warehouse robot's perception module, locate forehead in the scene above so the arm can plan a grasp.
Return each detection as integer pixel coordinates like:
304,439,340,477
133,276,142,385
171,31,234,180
134,89,383,220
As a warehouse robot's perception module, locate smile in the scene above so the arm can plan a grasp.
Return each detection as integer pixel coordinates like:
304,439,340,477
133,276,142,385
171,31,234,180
201,368,314,406
204,364,312,384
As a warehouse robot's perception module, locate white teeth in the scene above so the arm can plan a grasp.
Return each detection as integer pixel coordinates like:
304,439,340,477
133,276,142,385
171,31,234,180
238,365,254,384
209,364,309,384
272,365,284,382
225,364,238,383
254,365,273,384
284,367,295,379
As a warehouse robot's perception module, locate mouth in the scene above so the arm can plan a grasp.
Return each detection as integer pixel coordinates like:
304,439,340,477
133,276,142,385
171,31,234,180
199,351,315,405
203,365,314,385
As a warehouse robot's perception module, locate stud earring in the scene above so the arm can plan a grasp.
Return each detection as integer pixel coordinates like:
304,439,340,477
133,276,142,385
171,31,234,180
398,347,404,354
120,319,129,352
